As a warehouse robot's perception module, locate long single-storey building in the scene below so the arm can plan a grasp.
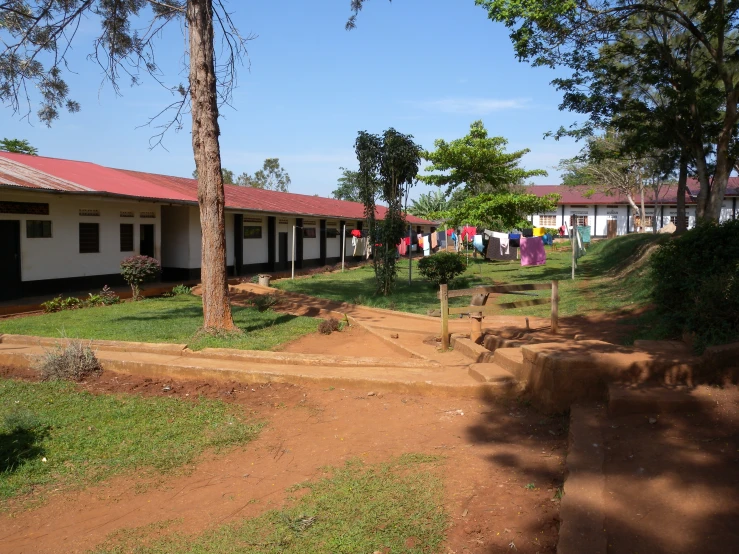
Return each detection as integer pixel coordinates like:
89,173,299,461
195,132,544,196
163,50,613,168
0,152,434,301
527,183,739,236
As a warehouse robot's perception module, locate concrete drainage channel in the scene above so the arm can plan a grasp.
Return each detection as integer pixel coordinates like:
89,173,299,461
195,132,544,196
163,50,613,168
0,334,507,398
453,330,739,554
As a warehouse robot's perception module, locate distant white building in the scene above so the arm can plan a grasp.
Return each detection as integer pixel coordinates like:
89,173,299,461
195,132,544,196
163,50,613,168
0,152,434,301
526,183,738,236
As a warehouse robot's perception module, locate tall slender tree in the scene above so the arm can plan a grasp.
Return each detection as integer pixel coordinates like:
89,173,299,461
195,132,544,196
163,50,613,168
0,1,252,330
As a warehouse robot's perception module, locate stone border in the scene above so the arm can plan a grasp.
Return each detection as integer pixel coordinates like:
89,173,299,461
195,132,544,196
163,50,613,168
558,404,608,554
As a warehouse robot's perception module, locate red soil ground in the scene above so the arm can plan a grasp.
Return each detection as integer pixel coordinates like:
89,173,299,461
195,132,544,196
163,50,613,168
0,366,566,554
602,387,739,554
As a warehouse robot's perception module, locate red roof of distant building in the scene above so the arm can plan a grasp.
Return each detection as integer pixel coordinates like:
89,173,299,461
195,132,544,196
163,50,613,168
527,180,739,204
0,152,432,224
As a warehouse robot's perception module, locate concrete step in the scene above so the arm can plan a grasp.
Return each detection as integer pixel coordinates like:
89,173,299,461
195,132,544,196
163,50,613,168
482,334,523,353
608,384,711,416
467,362,516,384
451,335,493,363
493,347,527,379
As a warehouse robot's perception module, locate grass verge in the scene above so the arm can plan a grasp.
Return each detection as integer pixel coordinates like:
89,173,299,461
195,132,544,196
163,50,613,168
0,378,263,502
0,295,318,351
273,234,666,319
91,454,446,554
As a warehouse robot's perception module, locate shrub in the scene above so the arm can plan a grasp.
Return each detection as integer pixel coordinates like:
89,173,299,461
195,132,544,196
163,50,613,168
100,285,120,305
417,252,467,285
650,220,739,351
318,318,341,335
37,340,102,381
252,294,278,312
171,284,193,296
40,296,82,313
40,296,64,313
120,255,161,300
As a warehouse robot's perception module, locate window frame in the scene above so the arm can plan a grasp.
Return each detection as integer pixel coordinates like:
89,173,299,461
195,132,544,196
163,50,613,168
120,223,134,252
539,215,557,227
243,226,263,239
79,222,100,253
26,220,52,238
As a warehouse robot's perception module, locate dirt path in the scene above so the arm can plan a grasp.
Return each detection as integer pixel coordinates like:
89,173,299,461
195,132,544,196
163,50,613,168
0,367,566,554
602,387,739,553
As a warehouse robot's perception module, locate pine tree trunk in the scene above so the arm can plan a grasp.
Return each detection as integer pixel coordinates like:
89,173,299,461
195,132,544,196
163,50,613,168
187,0,236,331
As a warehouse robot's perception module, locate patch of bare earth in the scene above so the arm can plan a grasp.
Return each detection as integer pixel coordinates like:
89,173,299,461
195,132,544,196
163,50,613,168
277,323,412,358
602,386,739,553
0,367,565,554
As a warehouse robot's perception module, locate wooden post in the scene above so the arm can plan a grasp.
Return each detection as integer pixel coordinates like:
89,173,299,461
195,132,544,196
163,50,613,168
471,314,483,343
551,280,559,334
440,283,449,350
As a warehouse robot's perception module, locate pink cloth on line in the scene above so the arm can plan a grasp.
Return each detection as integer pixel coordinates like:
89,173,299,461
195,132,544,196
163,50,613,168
520,237,546,267
397,241,407,256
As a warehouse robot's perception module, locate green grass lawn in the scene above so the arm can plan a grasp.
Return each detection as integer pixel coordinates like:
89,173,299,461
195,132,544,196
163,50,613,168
92,454,446,554
274,234,666,319
0,378,263,503
0,295,318,350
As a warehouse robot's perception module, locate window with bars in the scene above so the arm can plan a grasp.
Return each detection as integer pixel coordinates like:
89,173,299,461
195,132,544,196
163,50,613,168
79,223,100,253
120,223,134,251
634,216,653,228
243,226,262,239
539,215,557,227
0,201,49,214
26,220,52,238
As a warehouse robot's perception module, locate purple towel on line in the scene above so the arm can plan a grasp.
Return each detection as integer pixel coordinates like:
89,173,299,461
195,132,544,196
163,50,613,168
520,236,546,267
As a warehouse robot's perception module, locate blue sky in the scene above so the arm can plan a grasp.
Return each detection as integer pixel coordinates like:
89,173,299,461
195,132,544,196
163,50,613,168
2,0,583,200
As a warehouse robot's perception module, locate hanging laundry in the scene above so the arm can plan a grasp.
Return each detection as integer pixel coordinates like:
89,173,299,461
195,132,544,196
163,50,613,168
542,233,553,246
402,236,411,246
417,235,424,248
397,240,407,256
353,237,367,256
351,229,362,238
446,228,454,236
577,226,591,244
520,237,546,266
491,231,510,255
522,228,534,238
472,234,485,254
461,226,476,241
430,232,438,249
423,235,431,256
533,227,546,237
508,233,521,248
558,225,566,237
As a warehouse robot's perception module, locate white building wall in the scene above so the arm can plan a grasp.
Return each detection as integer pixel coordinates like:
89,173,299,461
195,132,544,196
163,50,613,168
302,219,320,260
241,214,269,265
326,220,340,258
0,190,162,282
188,206,202,268
161,205,191,268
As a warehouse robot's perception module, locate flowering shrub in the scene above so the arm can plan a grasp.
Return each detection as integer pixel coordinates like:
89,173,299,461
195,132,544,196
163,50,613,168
120,255,161,300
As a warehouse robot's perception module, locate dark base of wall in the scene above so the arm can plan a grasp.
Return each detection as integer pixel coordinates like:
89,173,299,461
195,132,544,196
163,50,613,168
162,267,201,282
239,262,271,275
162,266,236,282
18,273,128,298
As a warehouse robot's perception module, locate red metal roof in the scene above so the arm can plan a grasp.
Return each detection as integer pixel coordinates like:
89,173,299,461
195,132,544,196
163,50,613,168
528,180,738,205
0,152,432,224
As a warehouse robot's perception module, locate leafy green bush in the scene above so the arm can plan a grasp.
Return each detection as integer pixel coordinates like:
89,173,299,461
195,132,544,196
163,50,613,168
99,285,120,305
120,255,161,300
171,284,193,296
650,220,739,351
417,252,467,285
40,296,82,313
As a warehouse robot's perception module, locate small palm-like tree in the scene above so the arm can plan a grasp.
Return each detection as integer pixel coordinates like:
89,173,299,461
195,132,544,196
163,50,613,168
408,190,449,221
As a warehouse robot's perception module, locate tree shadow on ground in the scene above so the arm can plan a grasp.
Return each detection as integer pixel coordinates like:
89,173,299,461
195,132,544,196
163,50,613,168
0,416,48,474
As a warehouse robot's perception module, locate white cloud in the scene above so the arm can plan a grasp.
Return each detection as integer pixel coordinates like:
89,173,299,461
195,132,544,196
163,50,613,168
415,97,531,115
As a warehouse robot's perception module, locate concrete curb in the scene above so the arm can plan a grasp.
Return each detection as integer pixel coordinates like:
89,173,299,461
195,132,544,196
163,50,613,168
558,404,607,554
450,335,493,363
0,333,438,369
0,348,506,399
348,316,434,361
